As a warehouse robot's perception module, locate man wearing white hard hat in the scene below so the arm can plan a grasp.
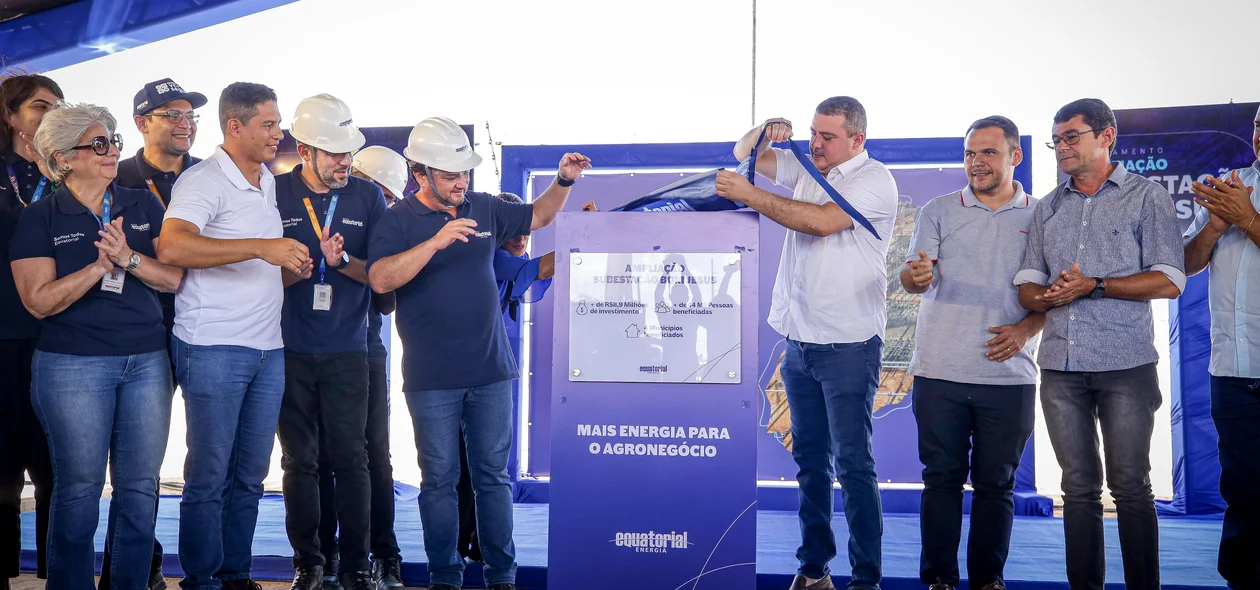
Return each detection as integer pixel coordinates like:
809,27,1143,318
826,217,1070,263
367,117,590,590
273,94,387,590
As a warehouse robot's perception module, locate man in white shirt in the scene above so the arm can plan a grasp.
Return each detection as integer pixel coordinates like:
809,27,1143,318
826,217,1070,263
156,82,309,590
716,96,899,590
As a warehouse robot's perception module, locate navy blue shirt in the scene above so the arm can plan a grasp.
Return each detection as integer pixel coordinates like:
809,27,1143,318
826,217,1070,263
367,304,388,367
494,249,551,344
368,191,533,391
0,148,48,340
114,148,200,332
277,166,386,355
9,184,166,356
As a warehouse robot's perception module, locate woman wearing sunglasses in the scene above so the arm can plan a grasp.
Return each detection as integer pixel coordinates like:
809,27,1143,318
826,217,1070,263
8,103,183,589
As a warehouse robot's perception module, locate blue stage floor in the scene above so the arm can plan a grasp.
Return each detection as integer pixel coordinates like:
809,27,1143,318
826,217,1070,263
21,496,1226,589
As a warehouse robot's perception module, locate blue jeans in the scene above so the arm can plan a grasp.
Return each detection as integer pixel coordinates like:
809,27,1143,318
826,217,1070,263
781,337,884,589
405,380,516,587
173,337,284,589
1210,376,1260,589
30,350,172,590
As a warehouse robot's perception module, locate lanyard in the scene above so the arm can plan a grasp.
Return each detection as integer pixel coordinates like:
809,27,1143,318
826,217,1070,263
302,194,339,283
7,165,48,207
145,179,168,209
75,189,112,229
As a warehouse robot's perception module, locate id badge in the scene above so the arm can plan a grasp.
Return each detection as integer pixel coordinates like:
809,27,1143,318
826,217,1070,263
313,283,332,310
101,268,125,294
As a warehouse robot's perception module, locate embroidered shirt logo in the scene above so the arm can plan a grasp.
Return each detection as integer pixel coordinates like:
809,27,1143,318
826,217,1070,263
473,230,492,239
131,223,150,231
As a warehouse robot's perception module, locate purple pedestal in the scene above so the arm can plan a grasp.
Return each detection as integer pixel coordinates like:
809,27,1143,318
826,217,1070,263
548,211,760,590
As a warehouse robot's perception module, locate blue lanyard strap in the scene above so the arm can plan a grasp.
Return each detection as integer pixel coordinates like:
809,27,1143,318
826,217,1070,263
748,124,881,240
7,165,48,207
75,189,111,229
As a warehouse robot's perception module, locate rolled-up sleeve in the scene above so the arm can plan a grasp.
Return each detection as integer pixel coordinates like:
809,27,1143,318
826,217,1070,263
1014,196,1050,286
1141,187,1187,293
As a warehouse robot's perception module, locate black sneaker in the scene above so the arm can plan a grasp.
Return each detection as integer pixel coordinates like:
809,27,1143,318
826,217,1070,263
488,584,517,590
427,584,461,590
222,580,263,590
928,583,955,590
322,573,342,590
977,582,1006,590
371,557,404,590
290,566,324,590
148,566,168,590
340,571,373,590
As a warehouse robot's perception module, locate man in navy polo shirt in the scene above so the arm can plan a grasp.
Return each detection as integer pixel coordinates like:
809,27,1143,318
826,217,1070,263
274,94,384,590
367,116,590,590
107,76,208,590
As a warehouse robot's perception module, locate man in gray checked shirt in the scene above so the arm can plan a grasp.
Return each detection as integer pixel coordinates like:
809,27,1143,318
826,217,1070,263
1014,98,1184,590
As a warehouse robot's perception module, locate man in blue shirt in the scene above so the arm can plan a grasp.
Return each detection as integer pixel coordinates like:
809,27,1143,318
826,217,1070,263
368,116,589,590
1015,99,1184,589
1182,104,1260,590
274,94,384,590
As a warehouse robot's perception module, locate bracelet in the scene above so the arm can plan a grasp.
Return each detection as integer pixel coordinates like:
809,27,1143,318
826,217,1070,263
556,173,576,188
1246,212,1258,235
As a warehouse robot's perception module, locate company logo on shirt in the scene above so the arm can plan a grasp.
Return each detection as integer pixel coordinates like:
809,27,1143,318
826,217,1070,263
611,531,691,554
340,217,364,227
473,230,492,239
283,217,303,228
131,223,150,231
53,232,84,246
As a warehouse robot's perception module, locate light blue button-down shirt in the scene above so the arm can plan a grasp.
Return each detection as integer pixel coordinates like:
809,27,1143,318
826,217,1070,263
1015,165,1186,373
1183,161,1260,378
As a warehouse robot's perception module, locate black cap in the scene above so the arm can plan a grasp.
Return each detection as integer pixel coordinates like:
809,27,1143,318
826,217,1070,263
133,78,207,116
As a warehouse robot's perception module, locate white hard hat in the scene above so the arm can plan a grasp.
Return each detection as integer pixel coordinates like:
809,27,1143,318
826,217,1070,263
289,93,366,154
352,146,409,200
403,116,481,173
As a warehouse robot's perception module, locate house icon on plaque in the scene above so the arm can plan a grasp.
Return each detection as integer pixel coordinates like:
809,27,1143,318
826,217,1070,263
625,324,641,338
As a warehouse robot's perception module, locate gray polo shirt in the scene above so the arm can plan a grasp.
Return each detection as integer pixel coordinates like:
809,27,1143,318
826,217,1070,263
907,183,1040,385
1014,165,1185,373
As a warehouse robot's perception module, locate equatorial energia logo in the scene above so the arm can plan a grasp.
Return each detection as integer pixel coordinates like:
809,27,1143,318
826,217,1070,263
611,530,692,554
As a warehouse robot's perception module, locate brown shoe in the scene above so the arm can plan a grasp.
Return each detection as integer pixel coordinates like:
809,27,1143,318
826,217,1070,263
790,574,836,590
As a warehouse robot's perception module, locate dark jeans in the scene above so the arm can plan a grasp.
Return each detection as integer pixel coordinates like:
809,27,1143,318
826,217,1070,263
318,361,401,564
174,338,285,590
405,380,516,587
781,337,884,589
278,352,371,574
0,339,51,580
1211,375,1260,589
1041,364,1161,590
912,377,1035,587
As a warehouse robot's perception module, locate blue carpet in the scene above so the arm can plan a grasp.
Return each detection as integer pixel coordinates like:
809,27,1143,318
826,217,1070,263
21,496,1225,589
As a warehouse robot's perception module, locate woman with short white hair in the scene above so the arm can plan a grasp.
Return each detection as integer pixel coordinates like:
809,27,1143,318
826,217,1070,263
8,102,183,589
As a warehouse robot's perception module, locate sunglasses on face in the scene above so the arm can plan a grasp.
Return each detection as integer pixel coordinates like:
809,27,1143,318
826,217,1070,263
68,133,124,156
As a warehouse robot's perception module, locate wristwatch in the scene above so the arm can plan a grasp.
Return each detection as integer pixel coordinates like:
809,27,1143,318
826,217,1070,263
125,252,141,272
329,252,349,268
1089,277,1105,299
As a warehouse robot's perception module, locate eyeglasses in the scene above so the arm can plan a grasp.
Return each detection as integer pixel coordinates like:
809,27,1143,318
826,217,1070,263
1046,128,1103,149
68,134,123,156
434,171,470,183
146,111,199,124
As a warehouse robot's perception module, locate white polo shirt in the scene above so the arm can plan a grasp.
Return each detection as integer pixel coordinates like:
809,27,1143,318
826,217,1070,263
165,146,284,350
767,148,899,345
